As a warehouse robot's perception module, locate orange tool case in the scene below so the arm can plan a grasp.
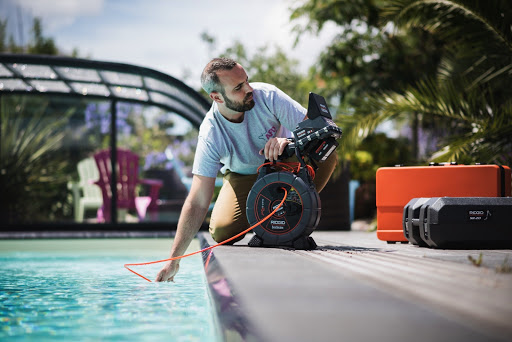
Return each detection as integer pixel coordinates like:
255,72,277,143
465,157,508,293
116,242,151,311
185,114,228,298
375,163,511,243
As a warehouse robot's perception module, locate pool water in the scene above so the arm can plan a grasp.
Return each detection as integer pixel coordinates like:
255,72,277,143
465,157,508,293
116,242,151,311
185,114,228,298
0,239,221,342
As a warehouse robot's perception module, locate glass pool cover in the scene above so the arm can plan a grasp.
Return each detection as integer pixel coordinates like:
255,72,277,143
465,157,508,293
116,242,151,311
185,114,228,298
0,239,221,342
0,53,210,226
0,54,209,128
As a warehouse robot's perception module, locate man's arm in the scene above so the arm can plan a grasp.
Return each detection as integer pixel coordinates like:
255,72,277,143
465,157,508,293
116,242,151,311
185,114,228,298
155,174,216,282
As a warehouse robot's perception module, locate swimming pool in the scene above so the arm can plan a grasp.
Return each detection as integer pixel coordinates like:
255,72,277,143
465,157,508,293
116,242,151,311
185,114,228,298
0,239,221,342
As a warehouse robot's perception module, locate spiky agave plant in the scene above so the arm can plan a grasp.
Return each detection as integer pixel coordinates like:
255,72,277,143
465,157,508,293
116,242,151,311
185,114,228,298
0,95,72,223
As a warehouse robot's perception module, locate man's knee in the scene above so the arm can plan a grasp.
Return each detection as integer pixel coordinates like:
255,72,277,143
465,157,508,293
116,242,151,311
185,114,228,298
208,172,254,245
314,152,338,192
209,225,246,244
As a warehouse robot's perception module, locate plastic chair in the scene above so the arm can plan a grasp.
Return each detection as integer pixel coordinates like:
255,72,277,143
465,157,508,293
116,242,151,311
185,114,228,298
68,157,103,222
93,148,163,222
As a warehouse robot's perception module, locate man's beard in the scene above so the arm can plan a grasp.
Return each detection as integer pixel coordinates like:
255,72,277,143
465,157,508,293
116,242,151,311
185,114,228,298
223,92,255,112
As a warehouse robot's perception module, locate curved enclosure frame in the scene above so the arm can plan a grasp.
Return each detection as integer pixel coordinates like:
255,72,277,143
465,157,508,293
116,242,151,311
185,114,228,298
0,54,210,229
0,54,208,127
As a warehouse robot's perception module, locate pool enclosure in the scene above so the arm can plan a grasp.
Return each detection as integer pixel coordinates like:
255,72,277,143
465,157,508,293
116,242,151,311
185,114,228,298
0,54,210,228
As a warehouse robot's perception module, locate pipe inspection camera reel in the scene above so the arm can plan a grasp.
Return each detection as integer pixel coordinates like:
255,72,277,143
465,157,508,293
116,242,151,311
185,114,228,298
246,93,342,250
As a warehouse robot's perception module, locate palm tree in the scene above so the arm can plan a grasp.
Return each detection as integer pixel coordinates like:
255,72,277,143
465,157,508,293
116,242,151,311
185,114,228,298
347,0,512,164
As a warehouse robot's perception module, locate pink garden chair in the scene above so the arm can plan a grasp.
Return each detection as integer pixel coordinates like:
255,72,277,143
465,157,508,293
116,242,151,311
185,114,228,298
93,148,163,222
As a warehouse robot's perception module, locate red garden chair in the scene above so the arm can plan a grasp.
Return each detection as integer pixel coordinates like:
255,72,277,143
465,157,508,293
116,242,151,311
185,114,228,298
93,148,163,222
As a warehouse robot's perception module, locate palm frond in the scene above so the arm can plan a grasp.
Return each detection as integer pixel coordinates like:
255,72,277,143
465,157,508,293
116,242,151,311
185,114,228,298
383,0,512,52
361,77,512,164
336,100,405,159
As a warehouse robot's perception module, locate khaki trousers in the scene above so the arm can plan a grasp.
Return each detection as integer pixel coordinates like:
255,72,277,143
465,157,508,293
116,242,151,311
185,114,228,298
209,152,338,243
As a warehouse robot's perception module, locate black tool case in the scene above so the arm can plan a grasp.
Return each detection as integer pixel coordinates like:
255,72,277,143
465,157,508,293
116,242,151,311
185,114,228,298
418,197,512,248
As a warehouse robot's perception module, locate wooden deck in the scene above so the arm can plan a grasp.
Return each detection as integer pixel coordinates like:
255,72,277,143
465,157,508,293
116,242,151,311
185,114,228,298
200,229,512,342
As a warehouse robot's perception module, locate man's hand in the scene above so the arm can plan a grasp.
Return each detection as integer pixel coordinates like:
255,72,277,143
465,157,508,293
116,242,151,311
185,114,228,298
155,261,180,282
260,137,290,162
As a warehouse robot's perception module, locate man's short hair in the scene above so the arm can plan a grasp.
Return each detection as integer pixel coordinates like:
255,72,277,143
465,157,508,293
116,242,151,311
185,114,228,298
201,57,238,94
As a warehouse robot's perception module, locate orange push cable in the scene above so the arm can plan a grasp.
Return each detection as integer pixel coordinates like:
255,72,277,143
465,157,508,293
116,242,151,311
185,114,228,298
124,188,288,282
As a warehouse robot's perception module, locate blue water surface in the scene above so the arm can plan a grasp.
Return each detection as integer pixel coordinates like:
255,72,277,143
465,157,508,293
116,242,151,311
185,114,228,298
0,239,220,342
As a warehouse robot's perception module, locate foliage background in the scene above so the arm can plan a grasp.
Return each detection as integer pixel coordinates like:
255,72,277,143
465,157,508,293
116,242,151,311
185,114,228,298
1,1,511,223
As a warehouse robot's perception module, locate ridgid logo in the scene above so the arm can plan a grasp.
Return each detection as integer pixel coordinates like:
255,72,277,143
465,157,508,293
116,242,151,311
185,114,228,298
259,126,277,141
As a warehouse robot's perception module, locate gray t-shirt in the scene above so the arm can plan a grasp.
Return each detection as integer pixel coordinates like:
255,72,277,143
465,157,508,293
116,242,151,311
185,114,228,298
192,82,307,177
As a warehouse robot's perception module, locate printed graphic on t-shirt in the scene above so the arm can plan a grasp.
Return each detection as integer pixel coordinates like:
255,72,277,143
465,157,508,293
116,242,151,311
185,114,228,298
259,126,277,141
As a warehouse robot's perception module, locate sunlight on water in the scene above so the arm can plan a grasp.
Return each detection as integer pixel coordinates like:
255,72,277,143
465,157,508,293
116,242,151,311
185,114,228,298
0,240,220,342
